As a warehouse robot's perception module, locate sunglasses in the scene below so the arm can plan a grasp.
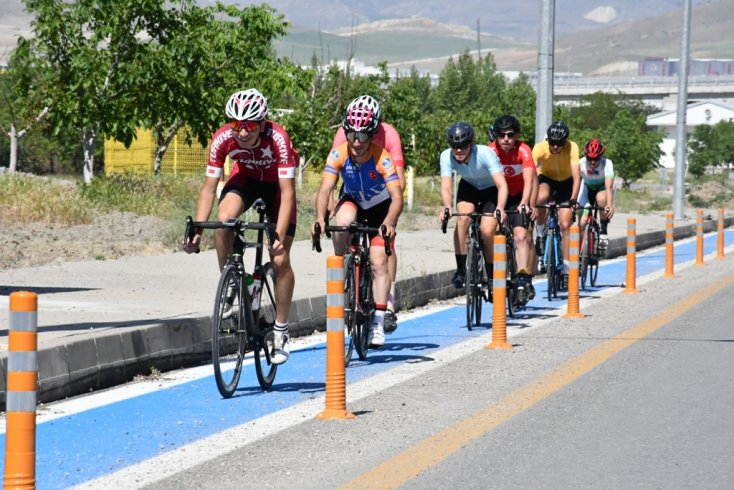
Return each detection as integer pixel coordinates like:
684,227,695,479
346,131,371,144
548,139,565,147
496,131,516,139
230,120,260,132
449,141,471,150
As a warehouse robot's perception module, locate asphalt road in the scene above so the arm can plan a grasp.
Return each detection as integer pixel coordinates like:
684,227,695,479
52,236,734,490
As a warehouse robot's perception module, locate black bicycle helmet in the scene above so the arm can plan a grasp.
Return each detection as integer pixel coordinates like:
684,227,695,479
493,115,521,135
546,121,570,143
584,138,605,159
447,122,475,149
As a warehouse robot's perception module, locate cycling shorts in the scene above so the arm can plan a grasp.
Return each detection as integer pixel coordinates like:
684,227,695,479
334,196,395,249
220,178,297,237
539,175,573,204
457,179,499,215
506,193,529,229
578,184,612,208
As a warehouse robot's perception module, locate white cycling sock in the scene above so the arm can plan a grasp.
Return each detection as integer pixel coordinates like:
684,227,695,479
274,321,288,333
536,223,546,237
373,310,385,327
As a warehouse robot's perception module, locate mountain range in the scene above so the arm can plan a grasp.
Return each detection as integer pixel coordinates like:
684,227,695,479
1,0,731,76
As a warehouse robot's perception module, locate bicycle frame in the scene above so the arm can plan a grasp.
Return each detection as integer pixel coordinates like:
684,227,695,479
579,205,603,289
312,221,391,363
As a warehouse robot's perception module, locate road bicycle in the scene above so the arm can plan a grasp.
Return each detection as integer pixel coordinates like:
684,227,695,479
441,208,497,330
496,208,529,317
313,220,391,365
536,199,575,301
185,199,278,397
579,205,604,289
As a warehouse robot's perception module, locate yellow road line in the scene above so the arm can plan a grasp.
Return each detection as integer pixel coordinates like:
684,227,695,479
342,271,734,490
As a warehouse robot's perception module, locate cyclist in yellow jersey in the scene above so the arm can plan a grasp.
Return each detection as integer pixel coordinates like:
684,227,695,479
532,121,581,289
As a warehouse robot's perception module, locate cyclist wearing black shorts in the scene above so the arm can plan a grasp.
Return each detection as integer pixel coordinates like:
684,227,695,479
184,89,298,365
439,122,508,293
312,105,403,349
532,121,581,289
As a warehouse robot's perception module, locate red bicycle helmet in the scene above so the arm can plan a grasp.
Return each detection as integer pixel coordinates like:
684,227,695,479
584,138,605,159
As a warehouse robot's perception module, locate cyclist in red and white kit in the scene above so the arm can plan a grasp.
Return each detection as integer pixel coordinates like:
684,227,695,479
184,88,297,365
489,115,536,304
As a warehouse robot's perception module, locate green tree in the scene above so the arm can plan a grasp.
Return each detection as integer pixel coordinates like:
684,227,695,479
688,120,734,177
565,92,663,187
19,0,195,182
137,1,306,173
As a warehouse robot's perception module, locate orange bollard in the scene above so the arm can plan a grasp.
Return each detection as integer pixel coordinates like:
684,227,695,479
624,218,640,293
565,225,584,319
665,213,675,278
3,291,38,490
696,209,704,266
487,235,511,350
316,256,355,420
717,208,725,259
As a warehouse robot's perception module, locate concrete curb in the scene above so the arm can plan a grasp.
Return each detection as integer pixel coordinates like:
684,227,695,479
2,217,732,407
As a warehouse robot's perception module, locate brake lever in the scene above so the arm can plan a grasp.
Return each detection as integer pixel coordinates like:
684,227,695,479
184,216,200,254
381,224,392,257
441,208,450,234
312,223,322,253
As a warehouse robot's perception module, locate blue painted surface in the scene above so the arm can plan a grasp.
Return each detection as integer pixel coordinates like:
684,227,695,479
1,231,731,489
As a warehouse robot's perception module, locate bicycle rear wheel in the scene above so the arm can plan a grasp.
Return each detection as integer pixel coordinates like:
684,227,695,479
354,260,372,360
466,240,483,330
253,262,277,390
212,264,247,398
343,255,358,366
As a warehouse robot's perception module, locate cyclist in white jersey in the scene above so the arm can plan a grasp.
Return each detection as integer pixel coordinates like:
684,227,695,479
438,122,508,293
578,138,615,252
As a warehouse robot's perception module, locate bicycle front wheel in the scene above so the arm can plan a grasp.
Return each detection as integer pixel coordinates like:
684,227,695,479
212,264,247,398
343,255,358,366
253,262,277,390
506,240,517,317
580,227,591,290
354,259,372,361
466,240,483,330
589,228,600,287
546,232,557,301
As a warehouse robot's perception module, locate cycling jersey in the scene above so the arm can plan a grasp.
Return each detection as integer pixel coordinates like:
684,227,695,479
332,122,405,168
323,142,400,210
579,157,615,191
532,140,580,182
206,121,298,182
439,144,503,190
490,140,535,196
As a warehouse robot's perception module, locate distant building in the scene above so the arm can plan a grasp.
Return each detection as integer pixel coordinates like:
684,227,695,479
639,57,734,77
646,100,734,168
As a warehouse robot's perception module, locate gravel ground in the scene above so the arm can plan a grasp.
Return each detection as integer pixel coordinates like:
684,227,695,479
0,212,174,270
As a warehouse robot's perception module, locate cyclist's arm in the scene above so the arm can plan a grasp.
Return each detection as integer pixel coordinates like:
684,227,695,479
314,176,337,235
275,176,296,246
194,176,219,222
383,184,404,240
493,172,508,223
440,175,454,220
570,163,581,203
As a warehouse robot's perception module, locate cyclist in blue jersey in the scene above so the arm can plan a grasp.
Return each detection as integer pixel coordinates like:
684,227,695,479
312,105,403,349
439,121,508,292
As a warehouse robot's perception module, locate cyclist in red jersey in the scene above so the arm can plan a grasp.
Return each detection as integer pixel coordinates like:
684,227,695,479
489,115,537,304
330,95,405,333
184,88,298,365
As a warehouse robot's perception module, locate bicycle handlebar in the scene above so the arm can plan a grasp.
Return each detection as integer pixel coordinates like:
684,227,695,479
311,221,392,256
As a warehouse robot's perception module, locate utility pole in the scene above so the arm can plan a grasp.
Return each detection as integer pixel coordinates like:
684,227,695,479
673,0,692,220
535,0,555,143
476,18,481,59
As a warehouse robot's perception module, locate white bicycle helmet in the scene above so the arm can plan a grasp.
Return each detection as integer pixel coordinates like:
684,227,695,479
346,95,381,122
225,89,268,121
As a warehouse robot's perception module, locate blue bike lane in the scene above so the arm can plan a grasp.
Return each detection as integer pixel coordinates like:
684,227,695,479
1,231,732,489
